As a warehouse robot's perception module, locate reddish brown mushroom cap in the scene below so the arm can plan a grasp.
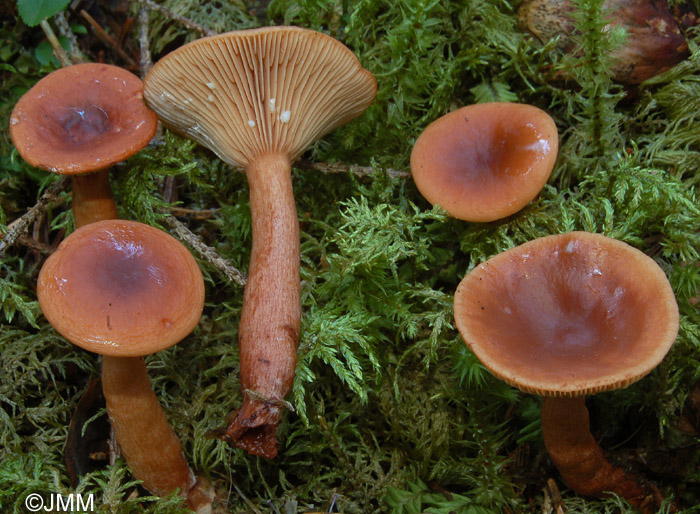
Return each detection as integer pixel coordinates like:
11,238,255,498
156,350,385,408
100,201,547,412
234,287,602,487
454,232,679,396
37,220,205,357
411,102,558,222
10,63,157,174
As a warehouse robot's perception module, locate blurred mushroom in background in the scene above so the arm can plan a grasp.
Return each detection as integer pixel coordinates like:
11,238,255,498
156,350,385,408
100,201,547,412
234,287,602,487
518,0,695,84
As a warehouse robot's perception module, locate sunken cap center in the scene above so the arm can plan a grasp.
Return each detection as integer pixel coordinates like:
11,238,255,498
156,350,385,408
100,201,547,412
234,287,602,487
52,104,113,148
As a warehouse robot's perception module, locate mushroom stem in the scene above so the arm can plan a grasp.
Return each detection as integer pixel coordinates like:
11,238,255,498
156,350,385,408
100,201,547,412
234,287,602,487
541,396,662,511
102,355,213,512
72,170,118,228
222,152,300,458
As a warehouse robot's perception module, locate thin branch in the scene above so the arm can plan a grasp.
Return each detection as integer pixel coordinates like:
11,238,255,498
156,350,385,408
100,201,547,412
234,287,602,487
53,11,84,62
0,178,69,257
142,0,216,37
163,215,246,287
137,7,153,76
166,206,219,220
39,19,72,67
80,9,137,67
295,160,410,179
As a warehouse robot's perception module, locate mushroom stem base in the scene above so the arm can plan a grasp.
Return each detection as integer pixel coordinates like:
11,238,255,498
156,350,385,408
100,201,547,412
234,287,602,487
220,396,281,458
541,396,663,512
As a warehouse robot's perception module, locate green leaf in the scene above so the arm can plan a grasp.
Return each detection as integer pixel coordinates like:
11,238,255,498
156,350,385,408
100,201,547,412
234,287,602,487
70,23,87,34
33,35,68,67
16,0,70,27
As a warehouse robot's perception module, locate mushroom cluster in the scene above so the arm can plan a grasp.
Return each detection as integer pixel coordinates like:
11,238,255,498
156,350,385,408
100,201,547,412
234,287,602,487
13,61,211,508
10,14,686,512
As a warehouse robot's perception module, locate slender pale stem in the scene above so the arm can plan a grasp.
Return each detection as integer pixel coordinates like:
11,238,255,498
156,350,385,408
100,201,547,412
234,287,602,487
222,152,300,458
102,356,212,511
39,19,71,68
541,396,661,511
72,170,118,228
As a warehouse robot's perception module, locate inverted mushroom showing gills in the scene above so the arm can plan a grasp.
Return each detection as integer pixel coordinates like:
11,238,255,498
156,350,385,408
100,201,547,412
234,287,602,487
410,102,558,223
37,220,212,512
10,63,158,227
143,26,377,458
454,232,679,511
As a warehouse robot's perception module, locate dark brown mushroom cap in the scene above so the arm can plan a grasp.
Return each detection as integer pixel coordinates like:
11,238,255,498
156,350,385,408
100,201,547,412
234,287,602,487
143,26,377,167
10,63,158,174
37,220,205,357
411,103,558,222
454,232,679,396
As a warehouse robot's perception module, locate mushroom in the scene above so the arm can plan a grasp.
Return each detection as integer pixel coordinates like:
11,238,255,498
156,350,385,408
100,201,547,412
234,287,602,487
410,102,558,222
37,219,213,512
518,0,691,84
142,26,377,458
453,231,679,510
10,63,158,227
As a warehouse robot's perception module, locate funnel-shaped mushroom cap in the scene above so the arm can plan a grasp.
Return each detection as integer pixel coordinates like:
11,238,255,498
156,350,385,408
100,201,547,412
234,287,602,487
143,26,377,167
38,220,205,357
10,63,158,174
411,103,558,222
454,232,679,396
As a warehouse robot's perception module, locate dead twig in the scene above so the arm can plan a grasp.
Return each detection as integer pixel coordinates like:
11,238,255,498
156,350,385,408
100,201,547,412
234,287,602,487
116,17,135,50
141,0,216,37
137,7,153,76
167,206,219,220
163,215,246,287
244,389,294,412
15,234,53,254
0,178,69,257
80,9,137,67
295,160,410,179
39,19,72,67
54,11,84,62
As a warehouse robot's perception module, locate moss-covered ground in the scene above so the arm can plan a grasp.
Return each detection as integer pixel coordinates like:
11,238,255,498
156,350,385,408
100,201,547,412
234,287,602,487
1,0,699,512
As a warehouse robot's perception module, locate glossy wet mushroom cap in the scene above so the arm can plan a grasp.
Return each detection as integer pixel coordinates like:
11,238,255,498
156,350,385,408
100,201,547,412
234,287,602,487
10,63,158,174
454,231,679,396
143,26,377,167
37,219,205,357
411,102,558,222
